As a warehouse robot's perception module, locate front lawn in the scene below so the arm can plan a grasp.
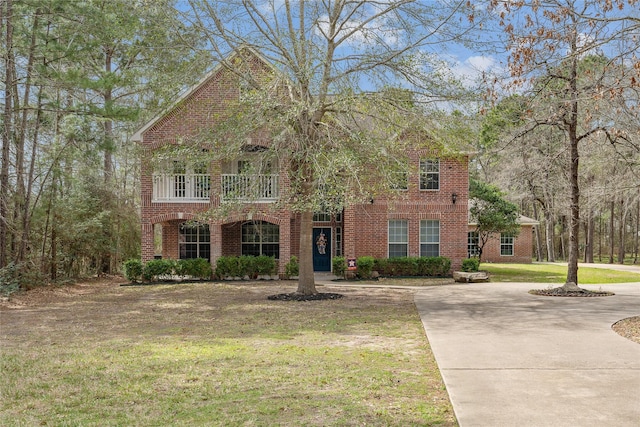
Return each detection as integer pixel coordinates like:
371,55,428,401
0,279,456,426
481,263,640,284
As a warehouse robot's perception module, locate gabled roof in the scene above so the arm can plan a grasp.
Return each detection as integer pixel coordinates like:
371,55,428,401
131,46,276,142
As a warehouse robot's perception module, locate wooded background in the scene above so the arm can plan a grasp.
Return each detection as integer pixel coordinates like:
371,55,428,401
2,0,638,288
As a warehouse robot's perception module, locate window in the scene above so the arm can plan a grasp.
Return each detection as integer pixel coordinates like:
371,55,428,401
313,213,331,222
500,233,514,256
468,231,480,258
242,221,279,258
419,159,440,190
335,227,342,257
173,161,186,198
388,220,408,258
420,220,440,257
179,223,210,260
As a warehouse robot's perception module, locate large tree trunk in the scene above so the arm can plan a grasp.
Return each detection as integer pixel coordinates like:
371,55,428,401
1,0,14,268
565,46,580,287
101,47,114,274
296,209,317,295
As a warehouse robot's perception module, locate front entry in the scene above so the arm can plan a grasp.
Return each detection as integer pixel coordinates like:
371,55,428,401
313,228,331,271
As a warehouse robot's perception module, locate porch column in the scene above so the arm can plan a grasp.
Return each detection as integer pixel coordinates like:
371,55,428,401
343,205,357,259
141,220,154,262
278,212,291,277
210,221,222,268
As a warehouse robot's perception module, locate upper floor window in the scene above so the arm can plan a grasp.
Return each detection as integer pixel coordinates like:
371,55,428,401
419,159,439,190
420,220,440,257
388,220,408,258
500,233,514,256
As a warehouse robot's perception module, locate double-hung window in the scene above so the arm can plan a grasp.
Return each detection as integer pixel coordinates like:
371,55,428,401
500,233,514,256
420,220,440,257
388,220,408,258
419,159,440,190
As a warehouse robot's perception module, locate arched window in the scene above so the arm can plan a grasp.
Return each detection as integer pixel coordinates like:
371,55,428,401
179,222,210,260
241,221,279,258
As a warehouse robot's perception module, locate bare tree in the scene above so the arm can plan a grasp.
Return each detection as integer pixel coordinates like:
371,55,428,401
183,0,481,294
492,0,640,290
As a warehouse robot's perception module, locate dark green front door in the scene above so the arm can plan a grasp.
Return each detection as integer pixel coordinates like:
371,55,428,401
313,228,331,272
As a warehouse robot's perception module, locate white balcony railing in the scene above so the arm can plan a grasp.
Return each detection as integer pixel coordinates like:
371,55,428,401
153,174,210,202
152,173,279,202
221,174,279,201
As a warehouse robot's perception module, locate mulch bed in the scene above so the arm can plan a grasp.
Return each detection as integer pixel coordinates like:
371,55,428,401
529,287,614,297
267,292,344,301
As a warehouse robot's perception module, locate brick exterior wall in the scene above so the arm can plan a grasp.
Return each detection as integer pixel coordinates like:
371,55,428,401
136,49,486,275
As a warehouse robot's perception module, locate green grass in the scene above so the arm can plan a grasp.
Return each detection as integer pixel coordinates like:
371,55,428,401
0,282,456,426
482,263,640,284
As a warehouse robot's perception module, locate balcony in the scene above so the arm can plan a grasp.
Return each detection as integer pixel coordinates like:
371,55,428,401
153,173,211,202
221,174,279,202
152,173,279,202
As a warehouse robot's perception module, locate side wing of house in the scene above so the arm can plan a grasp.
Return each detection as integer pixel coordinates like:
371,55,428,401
467,215,538,263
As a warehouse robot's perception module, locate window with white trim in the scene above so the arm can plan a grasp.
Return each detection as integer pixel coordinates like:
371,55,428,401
500,233,514,256
420,220,440,257
388,220,408,258
335,226,342,257
241,221,279,258
419,159,440,190
468,231,480,257
179,223,210,260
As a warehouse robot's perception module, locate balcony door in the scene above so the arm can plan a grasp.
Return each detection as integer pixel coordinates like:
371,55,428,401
313,228,331,272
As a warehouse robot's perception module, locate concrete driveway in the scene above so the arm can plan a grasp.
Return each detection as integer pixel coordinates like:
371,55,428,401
415,281,640,426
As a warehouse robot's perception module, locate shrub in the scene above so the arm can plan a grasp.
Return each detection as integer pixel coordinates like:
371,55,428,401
215,256,240,278
254,255,276,276
176,258,212,280
332,256,346,278
191,258,213,279
417,256,451,276
284,256,299,279
239,255,257,278
372,258,389,275
461,258,480,272
389,257,418,276
356,256,375,279
143,259,175,282
0,263,22,296
123,259,143,283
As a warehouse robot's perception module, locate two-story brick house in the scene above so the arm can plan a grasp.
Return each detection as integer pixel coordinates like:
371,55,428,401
132,49,472,276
